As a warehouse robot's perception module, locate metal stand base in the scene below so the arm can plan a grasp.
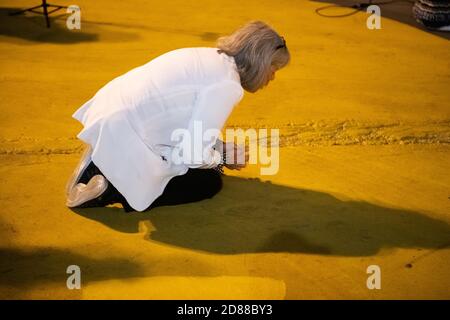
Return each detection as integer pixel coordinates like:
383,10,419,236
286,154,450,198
9,0,68,28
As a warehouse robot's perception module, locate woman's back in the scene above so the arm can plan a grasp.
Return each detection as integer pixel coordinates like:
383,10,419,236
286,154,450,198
74,47,241,133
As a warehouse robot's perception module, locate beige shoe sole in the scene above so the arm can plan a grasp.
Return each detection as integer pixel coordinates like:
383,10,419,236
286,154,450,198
66,174,108,208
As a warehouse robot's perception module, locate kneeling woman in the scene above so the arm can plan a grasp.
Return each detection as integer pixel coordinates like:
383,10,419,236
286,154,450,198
66,20,290,212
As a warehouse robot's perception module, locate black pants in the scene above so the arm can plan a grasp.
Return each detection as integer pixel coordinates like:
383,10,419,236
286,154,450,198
77,161,223,212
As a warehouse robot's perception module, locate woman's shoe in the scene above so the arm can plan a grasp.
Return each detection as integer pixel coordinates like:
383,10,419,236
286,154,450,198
66,174,108,208
65,145,93,196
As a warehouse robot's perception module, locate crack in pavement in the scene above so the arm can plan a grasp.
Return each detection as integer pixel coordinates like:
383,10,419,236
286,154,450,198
1,119,449,155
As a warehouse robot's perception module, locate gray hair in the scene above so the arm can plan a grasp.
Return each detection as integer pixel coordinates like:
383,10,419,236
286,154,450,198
216,20,291,92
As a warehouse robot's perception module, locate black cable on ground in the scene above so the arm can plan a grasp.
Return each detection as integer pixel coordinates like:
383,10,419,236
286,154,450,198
315,0,415,18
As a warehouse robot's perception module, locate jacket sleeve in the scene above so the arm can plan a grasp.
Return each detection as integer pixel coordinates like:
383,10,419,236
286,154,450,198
173,80,244,169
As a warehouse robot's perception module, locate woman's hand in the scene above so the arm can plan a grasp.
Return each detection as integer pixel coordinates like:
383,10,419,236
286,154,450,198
223,142,249,170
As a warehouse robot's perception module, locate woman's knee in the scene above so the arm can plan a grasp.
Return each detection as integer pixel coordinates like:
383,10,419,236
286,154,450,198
175,168,223,199
204,169,223,198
